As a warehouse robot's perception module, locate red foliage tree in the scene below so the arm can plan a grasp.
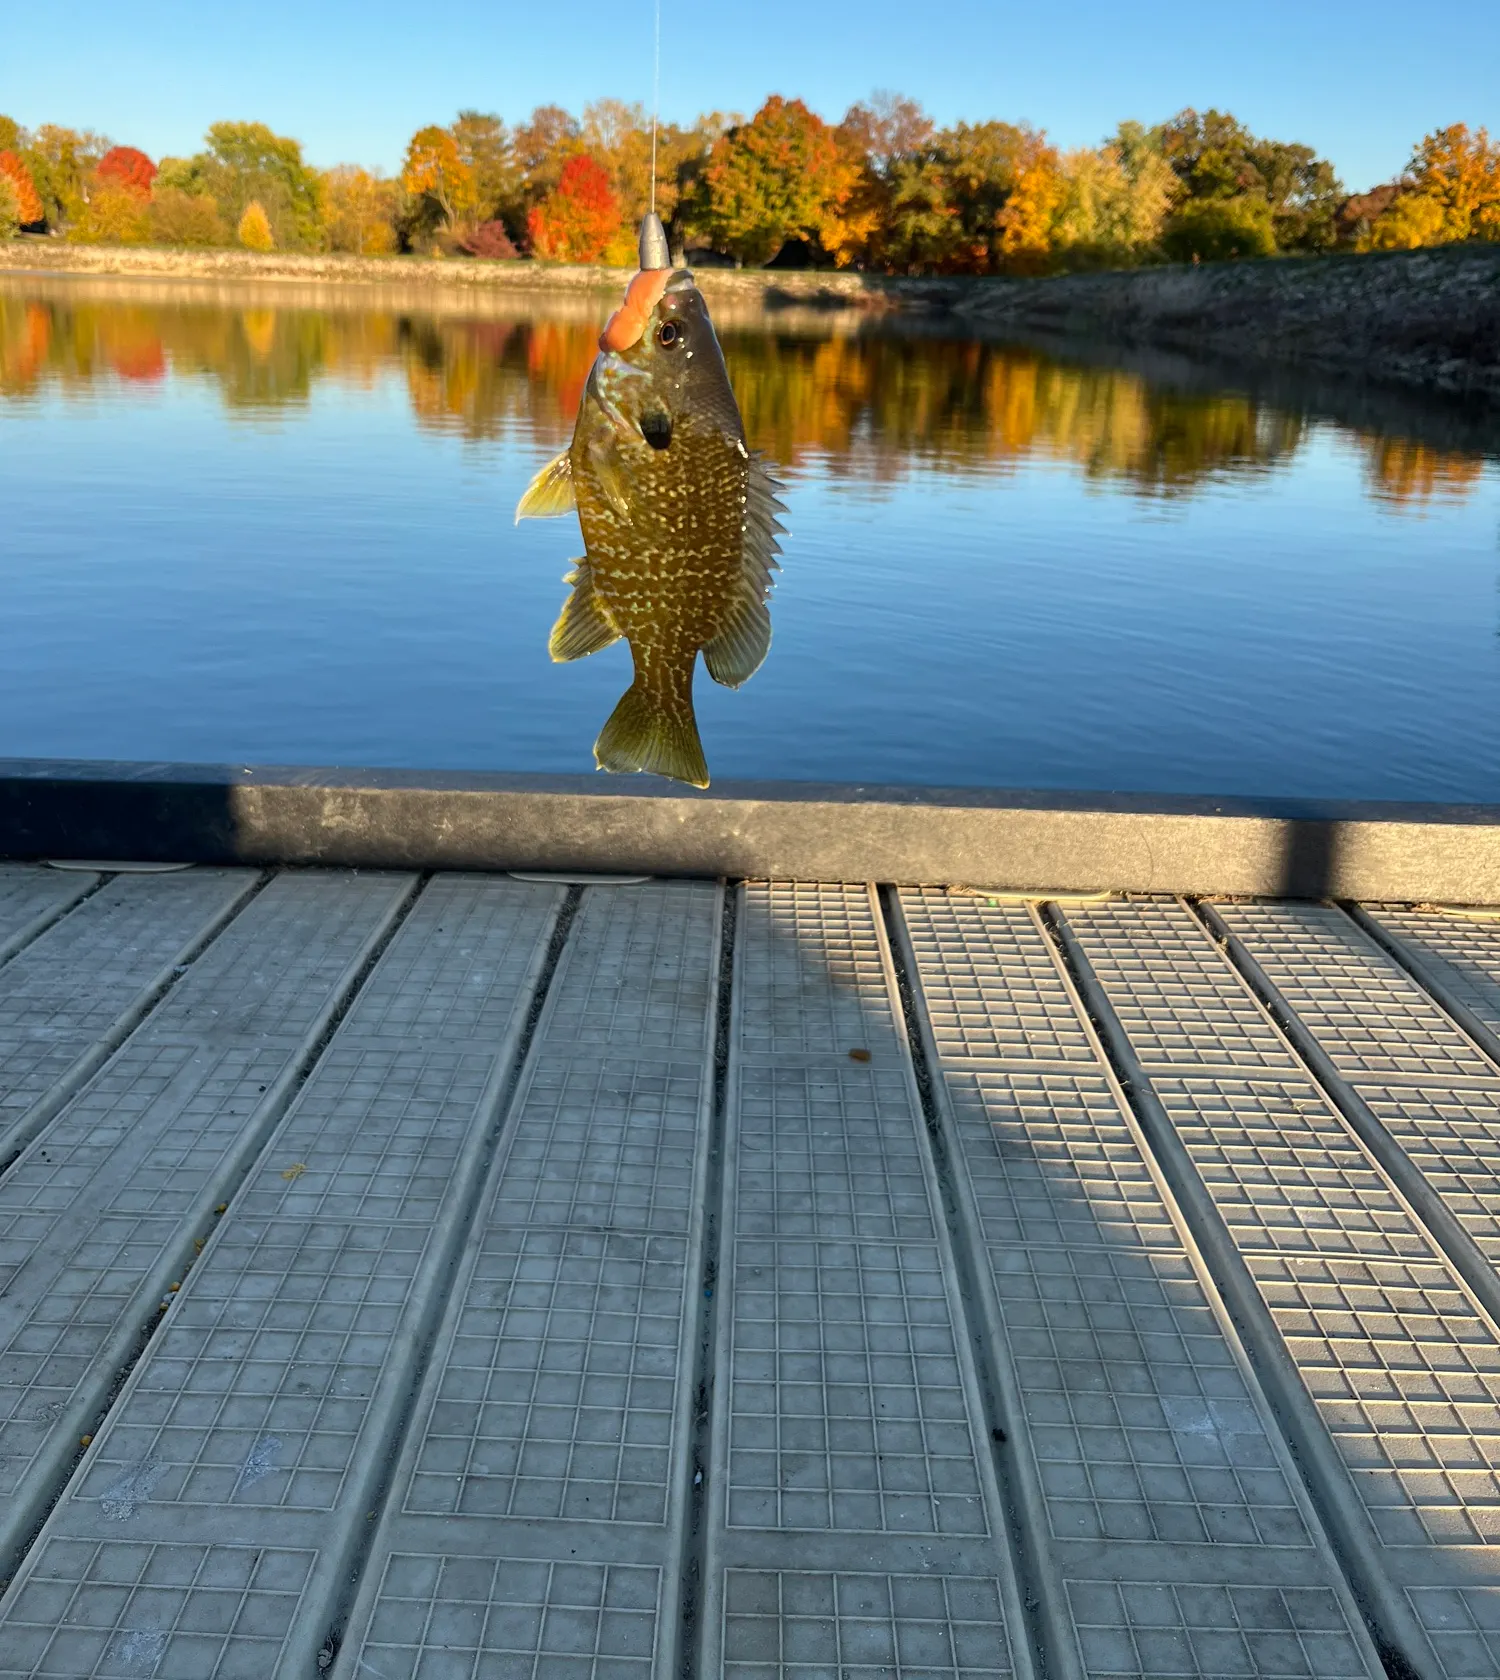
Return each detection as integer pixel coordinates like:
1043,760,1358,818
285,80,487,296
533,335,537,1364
527,154,619,262
0,151,43,225
458,218,519,259
96,146,157,198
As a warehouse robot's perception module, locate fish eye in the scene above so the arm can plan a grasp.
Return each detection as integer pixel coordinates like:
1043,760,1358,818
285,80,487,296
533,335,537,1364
656,320,682,349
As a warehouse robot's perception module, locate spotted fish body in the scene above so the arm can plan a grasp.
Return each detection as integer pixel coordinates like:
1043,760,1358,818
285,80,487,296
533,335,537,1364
516,257,784,787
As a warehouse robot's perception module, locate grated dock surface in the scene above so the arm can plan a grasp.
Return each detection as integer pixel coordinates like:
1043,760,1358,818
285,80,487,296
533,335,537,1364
0,870,1496,1678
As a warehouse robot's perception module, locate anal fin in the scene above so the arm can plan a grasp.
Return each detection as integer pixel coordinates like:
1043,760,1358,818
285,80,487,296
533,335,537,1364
549,562,621,662
515,450,576,521
703,591,771,688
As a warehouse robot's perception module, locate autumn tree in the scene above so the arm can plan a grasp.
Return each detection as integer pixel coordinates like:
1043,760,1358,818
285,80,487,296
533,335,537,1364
72,181,151,244
930,122,1064,274
828,93,937,269
1362,193,1445,250
512,105,581,207
527,154,619,262
322,166,398,254
0,175,20,240
96,146,156,197
1402,124,1500,242
0,115,19,154
0,151,43,227
701,96,856,266
401,125,478,234
238,200,275,250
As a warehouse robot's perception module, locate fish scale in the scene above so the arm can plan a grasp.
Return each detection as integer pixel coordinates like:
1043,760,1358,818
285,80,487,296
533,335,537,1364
516,217,785,788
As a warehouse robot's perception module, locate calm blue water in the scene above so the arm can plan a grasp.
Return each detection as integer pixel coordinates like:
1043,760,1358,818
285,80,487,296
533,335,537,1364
3,279,1498,799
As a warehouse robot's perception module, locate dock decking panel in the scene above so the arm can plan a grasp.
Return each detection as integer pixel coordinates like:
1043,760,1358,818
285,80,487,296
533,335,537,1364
0,876,562,1677
702,882,1027,1680
0,869,258,1163
1063,899,1500,1674
0,870,1497,1676
898,891,1381,1680
0,870,414,1570
342,881,720,1679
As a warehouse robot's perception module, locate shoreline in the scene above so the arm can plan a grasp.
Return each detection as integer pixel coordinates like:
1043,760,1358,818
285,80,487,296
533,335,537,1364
5,240,1499,403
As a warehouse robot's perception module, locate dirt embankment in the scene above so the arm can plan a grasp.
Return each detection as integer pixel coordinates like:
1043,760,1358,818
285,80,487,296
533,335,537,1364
5,238,1498,401
951,244,1500,404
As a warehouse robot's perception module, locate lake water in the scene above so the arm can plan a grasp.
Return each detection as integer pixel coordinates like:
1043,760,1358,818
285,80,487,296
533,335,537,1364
2,273,1498,800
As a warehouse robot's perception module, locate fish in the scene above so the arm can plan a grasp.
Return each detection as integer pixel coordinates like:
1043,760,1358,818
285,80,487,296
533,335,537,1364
515,212,785,788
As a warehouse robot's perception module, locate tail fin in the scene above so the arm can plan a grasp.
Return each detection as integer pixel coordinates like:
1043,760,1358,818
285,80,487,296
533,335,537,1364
595,676,709,788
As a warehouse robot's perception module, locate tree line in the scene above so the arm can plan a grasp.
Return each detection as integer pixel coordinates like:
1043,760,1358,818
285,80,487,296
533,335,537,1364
1,98,1496,273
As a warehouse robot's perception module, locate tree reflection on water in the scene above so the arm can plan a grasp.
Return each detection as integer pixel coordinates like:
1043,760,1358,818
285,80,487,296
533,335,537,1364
0,285,1489,509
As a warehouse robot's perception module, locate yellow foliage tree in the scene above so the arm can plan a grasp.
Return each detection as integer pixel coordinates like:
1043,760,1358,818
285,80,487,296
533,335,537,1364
0,175,19,240
1363,192,1446,250
996,136,1065,272
322,166,397,254
400,126,478,230
1404,123,1500,242
237,200,275,251
71,179,152,245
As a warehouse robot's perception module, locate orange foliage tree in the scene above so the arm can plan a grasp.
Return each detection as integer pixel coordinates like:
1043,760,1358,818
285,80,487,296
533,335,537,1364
526,154,619,262
701,97,857,266
96,146,156,197
0,151,43,225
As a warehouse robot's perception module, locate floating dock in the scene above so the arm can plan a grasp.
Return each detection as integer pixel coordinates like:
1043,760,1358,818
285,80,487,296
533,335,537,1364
1,767,1500,1677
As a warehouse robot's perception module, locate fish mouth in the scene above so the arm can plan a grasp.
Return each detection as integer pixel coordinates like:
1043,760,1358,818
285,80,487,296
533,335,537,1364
665,270,698,295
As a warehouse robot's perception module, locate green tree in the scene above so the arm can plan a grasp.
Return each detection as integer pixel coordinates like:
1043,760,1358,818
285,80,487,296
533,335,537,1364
1160,194,1276,262
450,111,518,222
1055,140,1178,265
1151,108,1341,252
148,187,227,246
183,122,323,249
0,115,20,154
21,126,110,228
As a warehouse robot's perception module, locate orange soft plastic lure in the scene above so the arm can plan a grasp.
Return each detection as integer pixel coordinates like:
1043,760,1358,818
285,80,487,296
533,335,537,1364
599,267,672,352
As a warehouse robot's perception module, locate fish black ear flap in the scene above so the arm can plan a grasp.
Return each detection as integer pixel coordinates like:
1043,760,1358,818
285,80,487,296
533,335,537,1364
549,563,622,662
515,451,576,521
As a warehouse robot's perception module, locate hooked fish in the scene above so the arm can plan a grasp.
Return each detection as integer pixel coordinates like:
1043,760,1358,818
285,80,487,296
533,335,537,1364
515,213,785,787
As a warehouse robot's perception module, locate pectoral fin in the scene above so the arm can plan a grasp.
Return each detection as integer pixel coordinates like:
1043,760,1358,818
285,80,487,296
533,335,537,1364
515,451,575,521
549,562,621,662
588,434,636,520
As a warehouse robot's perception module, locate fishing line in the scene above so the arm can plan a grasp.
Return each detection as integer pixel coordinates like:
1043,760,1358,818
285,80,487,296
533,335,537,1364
650,0,660,216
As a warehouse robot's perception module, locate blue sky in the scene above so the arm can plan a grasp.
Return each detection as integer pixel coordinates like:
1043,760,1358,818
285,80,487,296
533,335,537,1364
4,0,1496,192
